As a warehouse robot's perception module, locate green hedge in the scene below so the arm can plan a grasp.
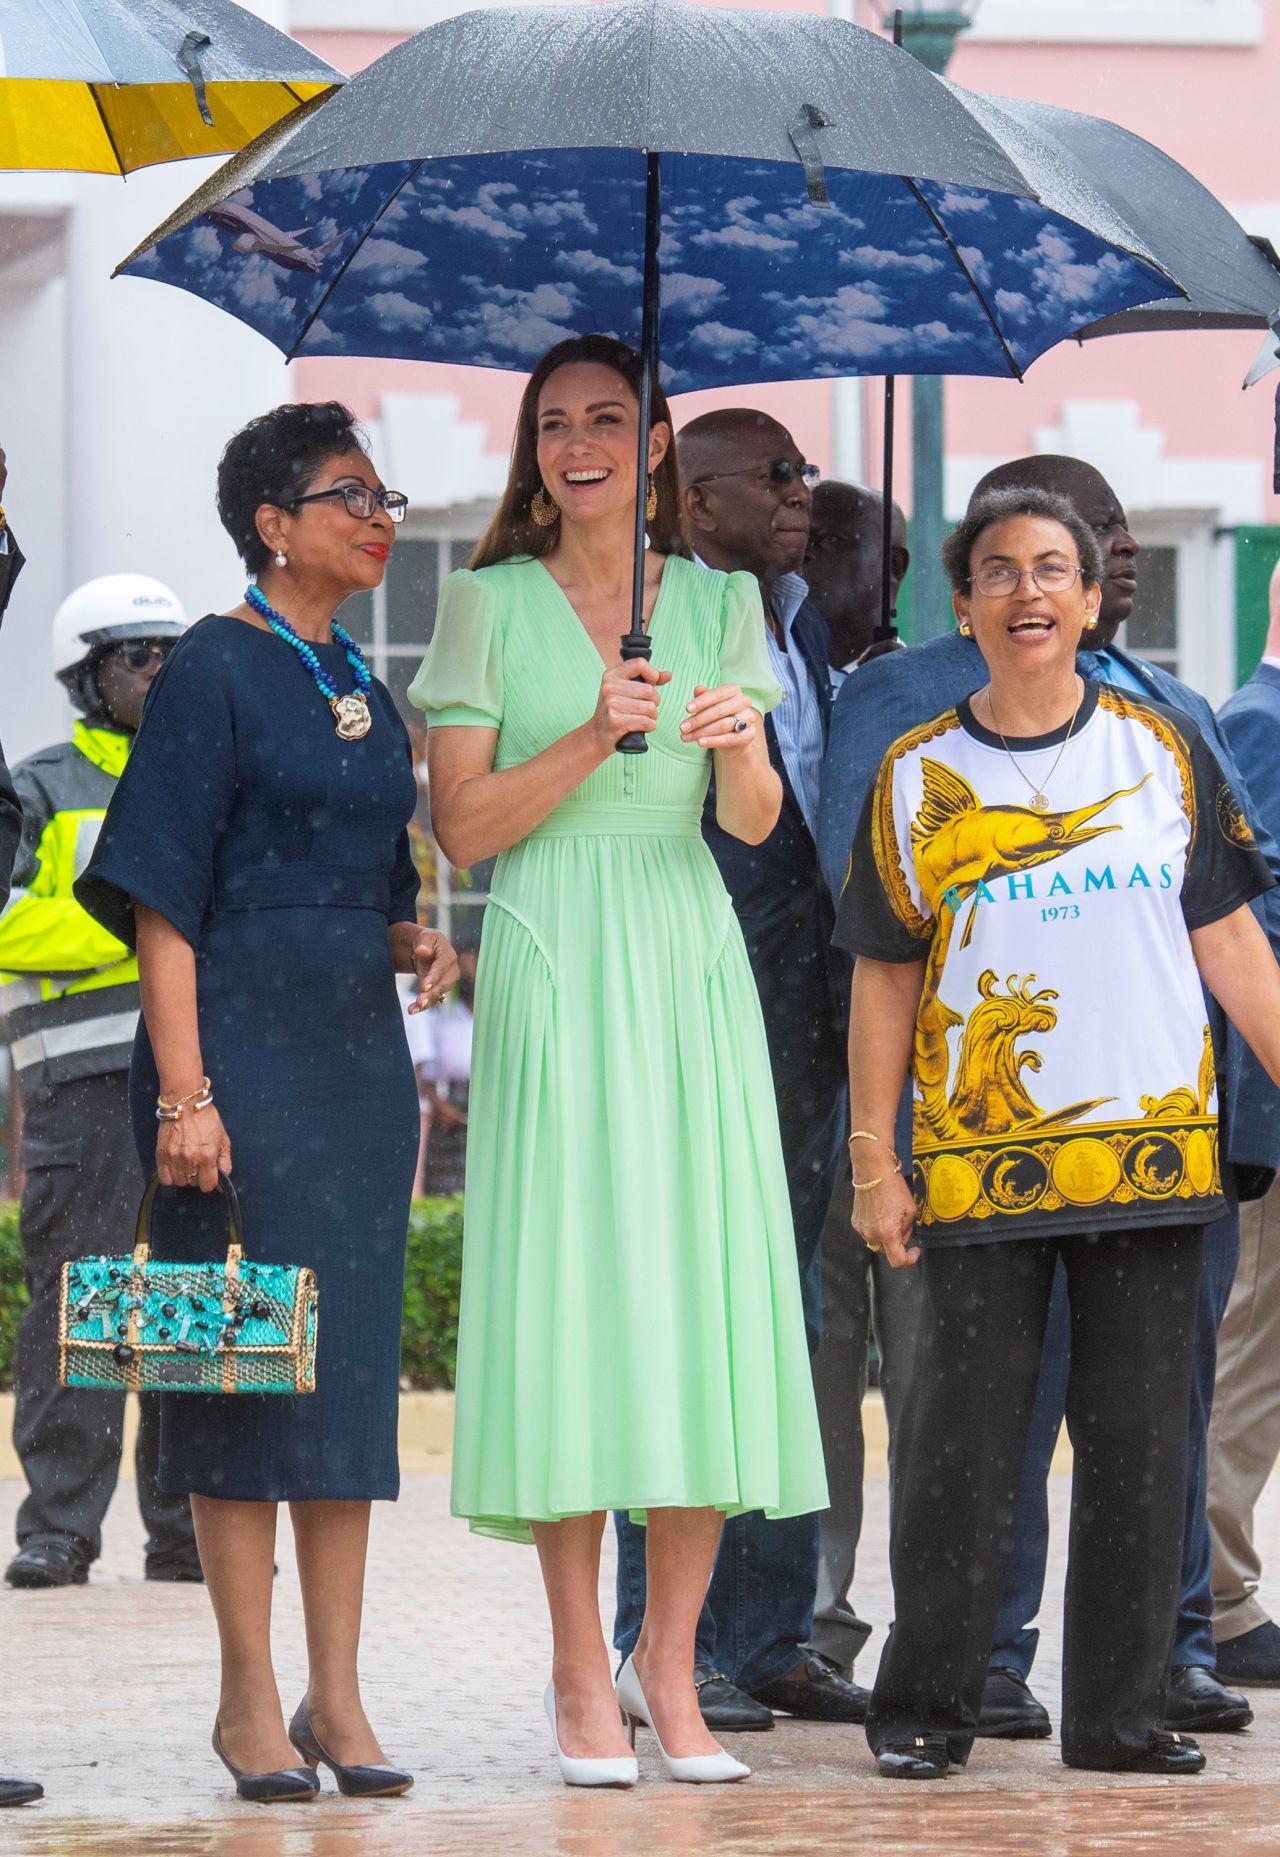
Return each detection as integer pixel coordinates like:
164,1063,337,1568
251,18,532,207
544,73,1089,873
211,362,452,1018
0,1197,464,1393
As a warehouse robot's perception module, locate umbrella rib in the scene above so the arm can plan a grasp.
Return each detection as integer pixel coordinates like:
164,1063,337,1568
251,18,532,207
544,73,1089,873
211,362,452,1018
86,80,126,177
906,177,1024,382
284,160,429,361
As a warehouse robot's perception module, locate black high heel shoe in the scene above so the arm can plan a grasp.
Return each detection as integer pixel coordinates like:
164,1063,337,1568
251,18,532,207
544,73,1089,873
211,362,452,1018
288,1700,414,1797
212,1721,320,1804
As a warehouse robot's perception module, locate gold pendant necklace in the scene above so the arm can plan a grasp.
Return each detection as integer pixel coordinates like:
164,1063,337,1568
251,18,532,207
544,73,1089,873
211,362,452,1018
984,681,1083,811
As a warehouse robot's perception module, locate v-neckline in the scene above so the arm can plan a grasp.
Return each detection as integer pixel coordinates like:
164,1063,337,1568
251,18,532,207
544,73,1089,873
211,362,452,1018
534,554,676,674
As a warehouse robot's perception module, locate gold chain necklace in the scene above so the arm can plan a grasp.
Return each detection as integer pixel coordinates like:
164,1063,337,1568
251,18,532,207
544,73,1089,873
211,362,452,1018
983,680,1083,812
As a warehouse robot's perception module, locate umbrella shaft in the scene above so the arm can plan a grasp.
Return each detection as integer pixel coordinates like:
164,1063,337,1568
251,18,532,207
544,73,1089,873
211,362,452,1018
618,152,662,756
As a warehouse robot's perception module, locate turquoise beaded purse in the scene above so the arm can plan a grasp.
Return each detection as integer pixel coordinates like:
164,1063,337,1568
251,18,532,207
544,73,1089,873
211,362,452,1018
57,1172,318,1396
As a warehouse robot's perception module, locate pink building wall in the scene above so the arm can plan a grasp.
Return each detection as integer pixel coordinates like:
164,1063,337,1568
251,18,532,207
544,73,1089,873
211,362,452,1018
297,7,1280,521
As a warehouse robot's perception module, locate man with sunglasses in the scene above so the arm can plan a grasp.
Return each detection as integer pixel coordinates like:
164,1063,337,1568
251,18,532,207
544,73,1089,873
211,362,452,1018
613,409,866,1733
817,454,1279,1742
0,573,198,1594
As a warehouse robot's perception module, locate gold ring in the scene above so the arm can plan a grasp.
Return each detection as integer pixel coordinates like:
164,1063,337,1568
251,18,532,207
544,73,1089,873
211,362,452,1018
864,1242,883,1253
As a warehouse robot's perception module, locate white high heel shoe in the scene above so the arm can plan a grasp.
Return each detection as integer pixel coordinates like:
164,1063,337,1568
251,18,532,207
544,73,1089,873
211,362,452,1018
544,1683,639,1789
615,1656,751,1784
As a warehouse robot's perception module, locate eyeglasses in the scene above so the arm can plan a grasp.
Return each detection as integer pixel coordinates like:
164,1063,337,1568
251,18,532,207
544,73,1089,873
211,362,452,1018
106,640,174,672
693,459,821,490
289,485,409,523
968,563,1084,598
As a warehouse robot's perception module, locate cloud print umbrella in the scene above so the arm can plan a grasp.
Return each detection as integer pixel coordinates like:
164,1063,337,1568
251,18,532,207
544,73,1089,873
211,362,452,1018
0,0,340,175
117,0,1178,732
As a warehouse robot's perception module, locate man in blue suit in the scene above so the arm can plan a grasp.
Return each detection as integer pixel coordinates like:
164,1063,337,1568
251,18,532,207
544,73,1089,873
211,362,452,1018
614,409,863,1731
818,453,1278,1739
1208,558,1280,1687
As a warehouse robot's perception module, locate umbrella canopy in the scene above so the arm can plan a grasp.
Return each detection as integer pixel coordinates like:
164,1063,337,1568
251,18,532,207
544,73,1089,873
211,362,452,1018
949,87,1280,340
117,0,1176,389
0,0,341,175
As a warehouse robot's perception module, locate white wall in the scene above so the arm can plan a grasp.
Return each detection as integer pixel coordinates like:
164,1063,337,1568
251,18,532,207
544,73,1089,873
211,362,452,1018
0,164,295,767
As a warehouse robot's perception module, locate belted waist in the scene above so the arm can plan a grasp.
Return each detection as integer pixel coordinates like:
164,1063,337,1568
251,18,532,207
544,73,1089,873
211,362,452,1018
529,805,704,840
214,866,392,913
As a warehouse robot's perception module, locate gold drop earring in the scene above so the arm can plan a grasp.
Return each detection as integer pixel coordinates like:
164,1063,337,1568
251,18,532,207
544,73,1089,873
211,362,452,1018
530,486,560,527
646,475,658,521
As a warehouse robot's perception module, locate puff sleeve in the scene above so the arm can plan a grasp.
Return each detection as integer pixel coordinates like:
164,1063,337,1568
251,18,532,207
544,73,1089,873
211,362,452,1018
75,623,237,950
719,570,783,717
408,570,503,728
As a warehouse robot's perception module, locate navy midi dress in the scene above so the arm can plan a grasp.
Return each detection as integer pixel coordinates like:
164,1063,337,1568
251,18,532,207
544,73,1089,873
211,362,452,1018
77,615,420,1502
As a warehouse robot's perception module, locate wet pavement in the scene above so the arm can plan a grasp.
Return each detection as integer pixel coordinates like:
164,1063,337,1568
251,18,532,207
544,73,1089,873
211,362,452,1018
4,1462,1280,1853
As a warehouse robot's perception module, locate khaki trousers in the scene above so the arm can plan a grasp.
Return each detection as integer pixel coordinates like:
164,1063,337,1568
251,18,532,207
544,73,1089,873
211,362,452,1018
1207,1177,1280,1643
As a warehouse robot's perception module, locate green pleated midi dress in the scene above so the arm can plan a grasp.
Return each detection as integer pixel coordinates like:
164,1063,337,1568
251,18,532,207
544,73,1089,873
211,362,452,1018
409,554,829,1543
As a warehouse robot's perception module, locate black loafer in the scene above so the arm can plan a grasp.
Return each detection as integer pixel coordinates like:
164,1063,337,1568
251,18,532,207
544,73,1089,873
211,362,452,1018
0,1777,43,1808
751,1655,870,1722
693,1665,775,1732
1124,1730,1206,1775
144,1552,205,1584
5,1541,88,1589
1215,1621,1280,1688
1166,1664,1252,1732
876,1735,950,1780
976,1666,1052,1739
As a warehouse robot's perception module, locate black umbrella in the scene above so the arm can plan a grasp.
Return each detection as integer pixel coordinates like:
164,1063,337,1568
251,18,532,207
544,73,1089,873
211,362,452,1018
119,0,1177,746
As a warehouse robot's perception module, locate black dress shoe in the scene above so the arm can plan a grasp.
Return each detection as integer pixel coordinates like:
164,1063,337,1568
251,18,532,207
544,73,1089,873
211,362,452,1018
750,1654,870,1722
1123,1730,1206,1775
288,1701,413,1797
0,1777,43,1807
1215,1621,1280,1687
976,1667,1052,1739
144,1551,205,1584
212,1721,320,1804
693,1665,775,1732
1166,1664,1252,1732
5,1541,88,1589
876,1735,950,1780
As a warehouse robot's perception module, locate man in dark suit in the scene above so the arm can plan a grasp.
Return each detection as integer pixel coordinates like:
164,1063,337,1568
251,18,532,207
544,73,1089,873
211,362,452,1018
0,447,44,1812
613,409,863,1731
1208,559,1280,1687
818,453,1278,1740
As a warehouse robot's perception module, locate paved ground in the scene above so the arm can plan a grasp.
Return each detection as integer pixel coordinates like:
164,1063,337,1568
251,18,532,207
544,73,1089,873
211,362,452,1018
4,1461,1280,1853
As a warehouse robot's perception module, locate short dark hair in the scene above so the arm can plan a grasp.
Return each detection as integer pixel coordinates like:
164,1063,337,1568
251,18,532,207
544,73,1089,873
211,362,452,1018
941,485,1104,594
217,401,368,575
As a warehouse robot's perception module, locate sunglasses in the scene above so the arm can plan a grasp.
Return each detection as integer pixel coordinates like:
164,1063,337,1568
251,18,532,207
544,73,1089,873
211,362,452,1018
289,485,409,523
693,459,822,490
105,640,174,673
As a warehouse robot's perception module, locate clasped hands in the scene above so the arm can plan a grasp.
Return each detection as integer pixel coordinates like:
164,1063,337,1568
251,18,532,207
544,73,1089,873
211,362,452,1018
590,659,757,753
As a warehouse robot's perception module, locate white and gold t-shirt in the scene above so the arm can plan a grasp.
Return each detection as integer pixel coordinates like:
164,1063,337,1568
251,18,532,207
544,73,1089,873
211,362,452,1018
835,684,1272,1245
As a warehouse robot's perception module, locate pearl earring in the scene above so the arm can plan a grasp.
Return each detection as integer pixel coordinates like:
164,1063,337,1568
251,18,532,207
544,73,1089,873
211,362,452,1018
274,550,287,568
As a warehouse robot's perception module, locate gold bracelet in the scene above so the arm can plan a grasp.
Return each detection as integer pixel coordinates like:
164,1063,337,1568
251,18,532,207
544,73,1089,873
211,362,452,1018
156,1077,213,1122
852,1174,884,1191
848,1129,882,1147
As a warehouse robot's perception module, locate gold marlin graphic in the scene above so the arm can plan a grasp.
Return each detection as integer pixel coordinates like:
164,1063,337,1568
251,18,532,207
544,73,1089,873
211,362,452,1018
908,762,1151,1140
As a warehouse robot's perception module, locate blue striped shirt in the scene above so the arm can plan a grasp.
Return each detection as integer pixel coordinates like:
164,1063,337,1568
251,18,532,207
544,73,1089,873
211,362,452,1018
763,572,824,836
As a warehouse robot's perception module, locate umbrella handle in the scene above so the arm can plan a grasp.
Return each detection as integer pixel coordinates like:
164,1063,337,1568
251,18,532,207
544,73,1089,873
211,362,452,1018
616,152,663,758
616,630,653,755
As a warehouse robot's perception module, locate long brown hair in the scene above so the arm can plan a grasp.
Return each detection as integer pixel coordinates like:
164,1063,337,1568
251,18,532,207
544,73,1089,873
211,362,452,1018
471,334,690,570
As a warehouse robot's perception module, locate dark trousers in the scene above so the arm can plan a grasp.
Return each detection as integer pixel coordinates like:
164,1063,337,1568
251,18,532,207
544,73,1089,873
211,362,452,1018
990,1205,1238,1677
12,1073,194,1565
867,1224,1204,1769
613,1073,844,1688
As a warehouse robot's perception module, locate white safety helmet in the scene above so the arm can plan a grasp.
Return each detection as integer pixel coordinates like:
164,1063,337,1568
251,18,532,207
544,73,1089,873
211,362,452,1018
52,573,190,687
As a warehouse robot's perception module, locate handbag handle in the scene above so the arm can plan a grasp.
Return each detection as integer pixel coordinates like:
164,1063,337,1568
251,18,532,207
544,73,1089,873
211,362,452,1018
131,1170,245,1272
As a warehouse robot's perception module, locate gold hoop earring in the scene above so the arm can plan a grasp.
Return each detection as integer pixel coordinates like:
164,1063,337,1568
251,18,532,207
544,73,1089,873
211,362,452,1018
646,475,658,522
530,486,560,528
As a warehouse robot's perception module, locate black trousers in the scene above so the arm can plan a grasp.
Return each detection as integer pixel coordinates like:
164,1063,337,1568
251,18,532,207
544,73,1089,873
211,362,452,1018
13,1072,194,1565
866,1222,1204,1769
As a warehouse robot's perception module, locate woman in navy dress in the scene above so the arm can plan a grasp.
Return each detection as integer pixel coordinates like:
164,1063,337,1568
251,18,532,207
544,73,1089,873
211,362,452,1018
78,402,458,1802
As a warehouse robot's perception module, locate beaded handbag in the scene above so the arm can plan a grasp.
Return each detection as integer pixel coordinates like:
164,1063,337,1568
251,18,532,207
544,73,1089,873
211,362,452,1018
57,1172,318,1396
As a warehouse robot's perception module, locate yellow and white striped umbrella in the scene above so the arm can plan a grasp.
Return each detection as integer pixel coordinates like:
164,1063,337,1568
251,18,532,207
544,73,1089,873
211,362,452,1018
0,0,341,175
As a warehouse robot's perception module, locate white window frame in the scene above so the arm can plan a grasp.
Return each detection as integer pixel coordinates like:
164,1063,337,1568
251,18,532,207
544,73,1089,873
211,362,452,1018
1122,511,1236,710
966,0,1261,47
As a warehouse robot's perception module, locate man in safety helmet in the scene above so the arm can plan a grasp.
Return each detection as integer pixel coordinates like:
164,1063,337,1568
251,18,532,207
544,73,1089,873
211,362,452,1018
1,573,199,1589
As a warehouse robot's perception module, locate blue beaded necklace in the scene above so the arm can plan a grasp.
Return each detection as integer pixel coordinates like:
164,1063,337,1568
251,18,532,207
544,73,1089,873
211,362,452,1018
246,583,374,740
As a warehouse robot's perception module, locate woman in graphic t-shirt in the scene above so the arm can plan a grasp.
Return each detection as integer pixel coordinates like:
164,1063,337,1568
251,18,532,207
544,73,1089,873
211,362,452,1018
838,485,1280,1783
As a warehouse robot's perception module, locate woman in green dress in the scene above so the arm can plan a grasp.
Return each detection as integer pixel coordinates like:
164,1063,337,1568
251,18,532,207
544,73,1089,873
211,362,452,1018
410,335,827,1787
